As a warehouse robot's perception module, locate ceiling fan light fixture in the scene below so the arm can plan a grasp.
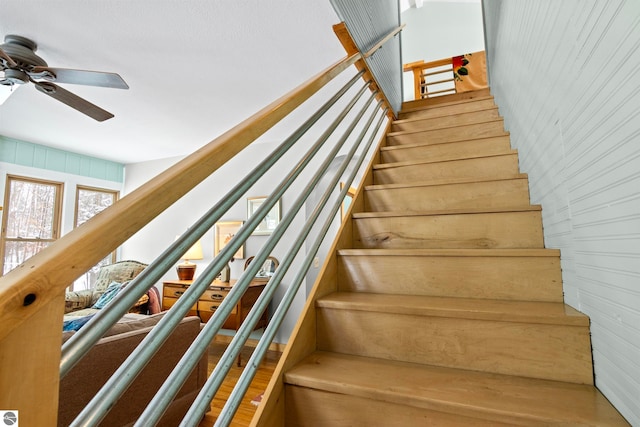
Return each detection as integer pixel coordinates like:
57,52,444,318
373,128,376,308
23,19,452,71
0,81,21,105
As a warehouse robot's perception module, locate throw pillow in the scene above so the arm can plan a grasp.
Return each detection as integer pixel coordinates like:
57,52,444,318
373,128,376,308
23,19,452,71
92,281,122,309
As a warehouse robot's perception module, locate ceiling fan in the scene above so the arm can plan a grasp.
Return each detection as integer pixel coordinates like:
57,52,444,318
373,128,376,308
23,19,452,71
0,34,128,122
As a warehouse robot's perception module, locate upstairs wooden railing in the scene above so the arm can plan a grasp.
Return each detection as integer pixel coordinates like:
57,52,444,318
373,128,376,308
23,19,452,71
404,50,488,100
0,23,401,427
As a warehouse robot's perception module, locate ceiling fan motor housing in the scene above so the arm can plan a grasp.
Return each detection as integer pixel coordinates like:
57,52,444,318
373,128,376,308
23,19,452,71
0,34,48,70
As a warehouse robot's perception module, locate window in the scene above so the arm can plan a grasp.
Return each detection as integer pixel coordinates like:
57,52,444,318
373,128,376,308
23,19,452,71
71,186,119,291
1,175,63,275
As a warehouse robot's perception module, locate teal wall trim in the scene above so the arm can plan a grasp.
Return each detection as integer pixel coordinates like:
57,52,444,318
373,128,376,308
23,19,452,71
0,135,124,183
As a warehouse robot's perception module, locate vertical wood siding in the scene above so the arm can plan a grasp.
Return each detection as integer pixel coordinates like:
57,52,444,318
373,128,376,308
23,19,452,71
330,0,403,114
483,1,640,424
1,135,124,182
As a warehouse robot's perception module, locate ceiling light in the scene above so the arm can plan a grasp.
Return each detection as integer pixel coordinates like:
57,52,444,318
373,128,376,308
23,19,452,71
0,83,21,105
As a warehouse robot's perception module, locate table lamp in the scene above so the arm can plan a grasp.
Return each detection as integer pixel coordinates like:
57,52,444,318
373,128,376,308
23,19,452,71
176,239,203,280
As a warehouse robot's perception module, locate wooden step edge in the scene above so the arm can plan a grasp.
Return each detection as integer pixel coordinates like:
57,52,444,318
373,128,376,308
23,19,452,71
316,293,589,327
284,352,629,426
387,118,505,138
337,248,561,257
365,173,529,191
352,205,542,219
401,93,494,113
373,150,518,171
380,134,511,152
392,105,499,125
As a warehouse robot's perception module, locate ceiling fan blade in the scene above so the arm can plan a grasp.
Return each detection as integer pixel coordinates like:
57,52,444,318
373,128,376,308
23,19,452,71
31,66,129,89
0,47,18,68
34,81,114,122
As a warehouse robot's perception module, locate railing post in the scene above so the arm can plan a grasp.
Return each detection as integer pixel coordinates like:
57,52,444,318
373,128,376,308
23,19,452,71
0,290,65,426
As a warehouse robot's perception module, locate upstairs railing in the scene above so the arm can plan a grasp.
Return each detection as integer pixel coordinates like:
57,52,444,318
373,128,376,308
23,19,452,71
404,50,488,100
0,22,401,427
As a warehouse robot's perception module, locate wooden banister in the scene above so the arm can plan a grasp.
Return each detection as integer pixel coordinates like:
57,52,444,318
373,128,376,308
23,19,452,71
404,51,488,101
0,50,361,427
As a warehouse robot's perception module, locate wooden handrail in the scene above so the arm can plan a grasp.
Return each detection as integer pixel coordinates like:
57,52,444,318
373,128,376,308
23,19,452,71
0,50,360,427
333,23,404,120
403,51,488,101
0,52,360,341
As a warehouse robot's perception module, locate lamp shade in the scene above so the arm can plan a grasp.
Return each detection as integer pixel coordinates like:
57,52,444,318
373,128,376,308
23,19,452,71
182,239,203,261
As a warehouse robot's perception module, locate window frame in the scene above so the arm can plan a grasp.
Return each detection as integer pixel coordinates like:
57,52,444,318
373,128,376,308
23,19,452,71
70,185,120,291
0,174,64,275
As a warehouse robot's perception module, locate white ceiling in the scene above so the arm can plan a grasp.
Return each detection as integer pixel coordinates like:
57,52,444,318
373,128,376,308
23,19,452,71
0,1,346,163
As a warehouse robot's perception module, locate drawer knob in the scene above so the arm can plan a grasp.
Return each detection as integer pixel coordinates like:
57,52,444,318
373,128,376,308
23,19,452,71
174,291,184,297
209,306,217,312
210,293,224,300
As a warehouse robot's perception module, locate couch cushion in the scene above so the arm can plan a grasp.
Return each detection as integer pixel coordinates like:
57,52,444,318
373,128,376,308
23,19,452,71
103,312,166,337
58,316,206,427
93,260,148,294
64,290,95,313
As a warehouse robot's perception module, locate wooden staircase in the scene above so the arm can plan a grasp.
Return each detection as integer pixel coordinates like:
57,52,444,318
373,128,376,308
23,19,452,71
261,89,630,426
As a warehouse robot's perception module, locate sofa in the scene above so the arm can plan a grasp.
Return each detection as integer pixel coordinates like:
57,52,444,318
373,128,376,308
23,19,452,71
59,313,208,426
64,260,155,319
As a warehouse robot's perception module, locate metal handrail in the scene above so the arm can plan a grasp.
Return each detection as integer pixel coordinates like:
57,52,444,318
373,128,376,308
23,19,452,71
69,29,400,426
135,87,378,426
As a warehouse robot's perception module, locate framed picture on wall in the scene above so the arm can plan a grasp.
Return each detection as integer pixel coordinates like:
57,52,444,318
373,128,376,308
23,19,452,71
214,220,245,259
247,196,281,235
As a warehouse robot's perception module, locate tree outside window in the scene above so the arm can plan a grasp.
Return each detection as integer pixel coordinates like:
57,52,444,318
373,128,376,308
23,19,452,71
1,176,63,275
71,186,119,291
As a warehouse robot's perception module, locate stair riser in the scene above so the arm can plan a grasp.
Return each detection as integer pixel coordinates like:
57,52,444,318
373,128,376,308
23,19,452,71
353,211,544,250
391,108,501,133
365,179,531,212
374,153,519,185
387,121,505,146
337,254,563,302
398,98,497,121
284,386,512,427
380,136,511,164
402,88,492,111
316,309,593,384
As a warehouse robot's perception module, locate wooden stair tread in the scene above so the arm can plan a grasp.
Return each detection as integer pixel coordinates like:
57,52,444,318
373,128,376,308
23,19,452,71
393,106,498,126
352,205,541,219
365,173,528,191
380,134,510,152
285,352,629,426
387,118,506,138
338,248,560,257
373,150,517,170
401,90,493,111
317,293,588,326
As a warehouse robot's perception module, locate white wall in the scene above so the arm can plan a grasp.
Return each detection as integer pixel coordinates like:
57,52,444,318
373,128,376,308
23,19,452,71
120,68,379,343
122,141,311,344
483,1,640,423
401,1,485,100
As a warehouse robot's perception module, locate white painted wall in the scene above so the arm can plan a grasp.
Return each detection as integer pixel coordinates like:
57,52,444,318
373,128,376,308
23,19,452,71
401,1,485,100
483,1,640,423
120,69,379,343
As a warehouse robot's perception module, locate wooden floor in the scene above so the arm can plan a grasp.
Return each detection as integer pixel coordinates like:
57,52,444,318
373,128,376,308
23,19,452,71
199,341,281,427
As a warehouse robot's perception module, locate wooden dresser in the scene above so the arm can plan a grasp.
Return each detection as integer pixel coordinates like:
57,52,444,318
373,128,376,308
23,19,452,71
161,279,269,331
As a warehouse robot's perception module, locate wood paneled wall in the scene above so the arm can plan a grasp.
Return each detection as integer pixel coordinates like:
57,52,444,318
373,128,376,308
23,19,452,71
482,1,640,424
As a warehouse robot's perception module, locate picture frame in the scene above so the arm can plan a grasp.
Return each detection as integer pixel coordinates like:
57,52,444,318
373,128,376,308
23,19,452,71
247,196,281,235
214,220,245,259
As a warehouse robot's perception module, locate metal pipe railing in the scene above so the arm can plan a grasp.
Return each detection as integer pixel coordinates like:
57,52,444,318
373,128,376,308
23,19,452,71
60,69,367,378
69,80,373,426
56,22,402,427
134,87,378,426
182,97,382,426
210,105,388,427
